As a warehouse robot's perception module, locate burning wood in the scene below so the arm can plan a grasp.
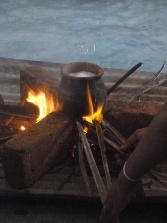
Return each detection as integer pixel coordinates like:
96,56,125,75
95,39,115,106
95,121,112,189
1,61,165,203
78,139,91,196
1,66,66,189
76,121,107,203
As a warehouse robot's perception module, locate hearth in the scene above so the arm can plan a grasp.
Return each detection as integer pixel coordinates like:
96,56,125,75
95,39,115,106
0,57,167,202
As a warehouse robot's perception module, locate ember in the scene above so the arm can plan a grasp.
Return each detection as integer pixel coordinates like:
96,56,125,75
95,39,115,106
20,125,26,131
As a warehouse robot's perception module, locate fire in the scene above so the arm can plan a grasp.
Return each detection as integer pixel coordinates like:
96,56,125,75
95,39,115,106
82,83,103,126
26,89,55,122
20,125,26,131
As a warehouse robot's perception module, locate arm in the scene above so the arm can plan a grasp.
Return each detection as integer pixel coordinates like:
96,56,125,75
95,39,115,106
101,101,167,223
123,101,167,179
115,127,148,166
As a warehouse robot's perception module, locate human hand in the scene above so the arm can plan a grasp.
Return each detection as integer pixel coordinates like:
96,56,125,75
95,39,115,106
115,127,148,166
100,172,140,223
121,127,148,151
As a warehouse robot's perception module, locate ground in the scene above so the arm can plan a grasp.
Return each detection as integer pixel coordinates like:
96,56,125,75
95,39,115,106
0,197,167,223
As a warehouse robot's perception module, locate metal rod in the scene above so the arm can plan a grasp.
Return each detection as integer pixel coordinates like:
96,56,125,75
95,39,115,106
106,62,143,96
78,139,91,196
95,121,112,189
76,121,107,204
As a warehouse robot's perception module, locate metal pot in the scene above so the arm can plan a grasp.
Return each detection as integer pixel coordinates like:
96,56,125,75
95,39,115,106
58,62,107,117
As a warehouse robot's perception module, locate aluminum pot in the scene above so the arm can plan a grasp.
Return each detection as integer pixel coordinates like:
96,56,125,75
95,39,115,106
58,62,107,117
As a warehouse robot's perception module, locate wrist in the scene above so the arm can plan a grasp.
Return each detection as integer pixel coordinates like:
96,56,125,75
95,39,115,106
118,162,140,189
118,171,138,190
123,161,140,182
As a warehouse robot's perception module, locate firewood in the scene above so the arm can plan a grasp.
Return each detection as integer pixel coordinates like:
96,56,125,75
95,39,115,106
78,139,91,196
20,66,60,106
2,112,75,189
95,121,112,189
76,121,107,204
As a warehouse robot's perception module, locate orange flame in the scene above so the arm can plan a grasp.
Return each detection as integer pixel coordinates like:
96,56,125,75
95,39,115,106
26,89,55,122
82,83,103,125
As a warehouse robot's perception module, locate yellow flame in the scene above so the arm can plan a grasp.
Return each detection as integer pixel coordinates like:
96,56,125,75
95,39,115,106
26,89,55,122
82,83,103,125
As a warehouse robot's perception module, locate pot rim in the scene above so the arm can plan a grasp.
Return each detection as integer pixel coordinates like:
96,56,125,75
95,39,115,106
61,62,104,79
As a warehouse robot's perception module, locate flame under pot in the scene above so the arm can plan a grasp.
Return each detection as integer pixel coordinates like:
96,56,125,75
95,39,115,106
58,62,107,117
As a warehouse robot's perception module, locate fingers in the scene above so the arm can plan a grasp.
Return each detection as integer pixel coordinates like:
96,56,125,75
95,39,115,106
114,154,125,167
120,132,138,151
115,128,148,166
122,127,148,150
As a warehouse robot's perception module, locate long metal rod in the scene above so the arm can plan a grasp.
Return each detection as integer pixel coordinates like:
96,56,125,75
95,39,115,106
106,62,143,96
95,121,112,190
76,121,107,204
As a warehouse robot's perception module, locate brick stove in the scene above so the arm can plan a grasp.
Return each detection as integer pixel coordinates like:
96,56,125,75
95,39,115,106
0,57,167,202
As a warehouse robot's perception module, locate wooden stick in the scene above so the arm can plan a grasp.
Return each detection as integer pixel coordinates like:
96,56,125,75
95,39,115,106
106,62,143,96
102,119,126,145
78,139,91,196
86,123,127,156
76,121,107,203
0,111,35,119
104,136,128,157
0,135,14,143
5,116,14,126
57,166,77,191
103,129,122,146
95,121,112,189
